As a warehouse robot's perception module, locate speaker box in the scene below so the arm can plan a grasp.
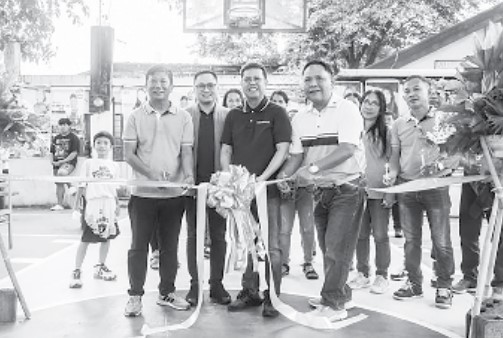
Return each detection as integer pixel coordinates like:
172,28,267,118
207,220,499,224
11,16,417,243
89,26,114,113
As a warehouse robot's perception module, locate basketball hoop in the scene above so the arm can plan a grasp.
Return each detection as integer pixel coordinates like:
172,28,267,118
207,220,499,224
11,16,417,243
183,0,307,33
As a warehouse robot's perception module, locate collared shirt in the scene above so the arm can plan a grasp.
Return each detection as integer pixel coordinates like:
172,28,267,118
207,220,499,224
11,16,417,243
124,102,194,198
290,94,364,186
196,106,215,184
391,109,440,180
221,97,291,176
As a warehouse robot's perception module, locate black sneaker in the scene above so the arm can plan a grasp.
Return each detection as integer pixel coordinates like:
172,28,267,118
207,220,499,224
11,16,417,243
204,246,211,259
430,278,438,288
228,289,263,312
452,278,477,294
281,264,290,277
185,284,198,307
435,288,452,309
393,281,423,300
394,229,403,238
262,290,279,318
390,270,408,281
210,283,231,305
303,263,319,280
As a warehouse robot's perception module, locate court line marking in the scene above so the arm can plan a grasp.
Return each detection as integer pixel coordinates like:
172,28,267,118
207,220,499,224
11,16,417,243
293,290,462,338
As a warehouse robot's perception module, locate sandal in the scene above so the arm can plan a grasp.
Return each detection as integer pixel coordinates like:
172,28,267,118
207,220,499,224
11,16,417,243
303,263,319,280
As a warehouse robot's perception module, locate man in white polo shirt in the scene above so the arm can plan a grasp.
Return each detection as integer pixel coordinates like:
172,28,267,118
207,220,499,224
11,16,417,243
278,60,365,322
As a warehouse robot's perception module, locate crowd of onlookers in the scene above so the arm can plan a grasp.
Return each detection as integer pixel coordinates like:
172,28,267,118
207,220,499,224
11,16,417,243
49,59,503,323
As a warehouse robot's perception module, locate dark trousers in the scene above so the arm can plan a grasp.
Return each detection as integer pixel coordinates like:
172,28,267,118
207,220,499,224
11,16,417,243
185,196,227,287
392,203,401,231
459,182,503,287
127,195,185,296
241,194,282,296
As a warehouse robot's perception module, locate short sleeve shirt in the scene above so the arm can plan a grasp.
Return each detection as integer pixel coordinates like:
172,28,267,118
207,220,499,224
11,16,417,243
221,98,291,176
50,132,80,168
391,111,441,180
123,102,194,198
290,95,364,186
81,158,118,200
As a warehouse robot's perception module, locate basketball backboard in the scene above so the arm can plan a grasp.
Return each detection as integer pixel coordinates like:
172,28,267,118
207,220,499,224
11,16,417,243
183,0,307,33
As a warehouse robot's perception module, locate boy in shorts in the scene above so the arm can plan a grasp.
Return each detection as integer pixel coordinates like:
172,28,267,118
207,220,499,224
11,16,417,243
69,131,120,288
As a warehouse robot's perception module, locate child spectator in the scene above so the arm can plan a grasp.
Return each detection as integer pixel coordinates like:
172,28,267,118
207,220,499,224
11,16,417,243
69,131,120,288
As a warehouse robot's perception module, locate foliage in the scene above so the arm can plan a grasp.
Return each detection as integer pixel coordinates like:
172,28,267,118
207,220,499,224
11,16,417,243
288,0,499,69
438,21,503,156
194,33,283,67
0,0,88,63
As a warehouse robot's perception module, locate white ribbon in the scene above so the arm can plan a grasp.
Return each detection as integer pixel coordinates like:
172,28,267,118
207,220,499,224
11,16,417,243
2,173,369,332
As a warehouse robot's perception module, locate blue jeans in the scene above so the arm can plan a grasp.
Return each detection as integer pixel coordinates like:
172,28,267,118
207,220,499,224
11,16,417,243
314,180,366,310
127,196,185,296
398,187,454,288
241,194,283,295
356,199,391,278
279,187,315,265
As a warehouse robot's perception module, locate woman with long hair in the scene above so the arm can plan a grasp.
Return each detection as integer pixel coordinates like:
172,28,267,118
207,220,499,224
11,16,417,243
222,88,243,109
348,89,393,294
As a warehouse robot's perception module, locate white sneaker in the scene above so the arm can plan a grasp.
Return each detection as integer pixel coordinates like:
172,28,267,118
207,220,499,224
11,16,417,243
150,250,160,270
157,293,190,311
94,264,117,281
50,204,64,211
309,305,348,322
69,269,82,288
370,275,389,294
124,295,142,317
308,297,354,310
348,272,371,289
67,186,78,195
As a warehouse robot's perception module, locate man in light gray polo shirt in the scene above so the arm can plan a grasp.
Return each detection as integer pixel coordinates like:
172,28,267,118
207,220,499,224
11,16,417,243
123,64,195,317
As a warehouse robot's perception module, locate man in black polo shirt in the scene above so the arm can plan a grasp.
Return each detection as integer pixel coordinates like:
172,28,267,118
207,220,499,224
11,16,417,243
221,62,291,318
184,70,231,306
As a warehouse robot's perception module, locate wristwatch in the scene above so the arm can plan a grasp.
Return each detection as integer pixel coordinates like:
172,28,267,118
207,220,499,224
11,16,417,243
308,163,320,174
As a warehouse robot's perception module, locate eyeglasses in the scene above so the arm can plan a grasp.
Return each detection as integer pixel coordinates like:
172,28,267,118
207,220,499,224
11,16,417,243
195,83,216,90
362,99,380,107
243,77,264,84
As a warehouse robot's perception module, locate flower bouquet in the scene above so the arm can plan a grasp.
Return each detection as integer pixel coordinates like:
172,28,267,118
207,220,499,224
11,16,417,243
207,165,266,272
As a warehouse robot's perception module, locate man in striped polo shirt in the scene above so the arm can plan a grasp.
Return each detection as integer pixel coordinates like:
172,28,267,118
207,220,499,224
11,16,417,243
278,60,366,322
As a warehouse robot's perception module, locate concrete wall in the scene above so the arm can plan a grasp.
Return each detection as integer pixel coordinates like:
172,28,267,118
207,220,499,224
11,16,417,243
402,31,481,69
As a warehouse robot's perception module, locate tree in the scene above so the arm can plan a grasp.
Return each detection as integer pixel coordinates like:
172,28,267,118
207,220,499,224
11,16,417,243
0,1,87,154
287,0,500,69
0,0,88,63
195,33,283,67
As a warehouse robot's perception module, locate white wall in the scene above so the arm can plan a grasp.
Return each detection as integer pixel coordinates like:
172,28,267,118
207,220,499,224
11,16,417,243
402,31,482,69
